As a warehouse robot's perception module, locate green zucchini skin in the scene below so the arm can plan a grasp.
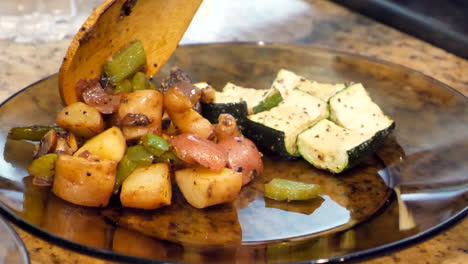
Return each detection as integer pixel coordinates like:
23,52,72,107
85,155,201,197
242,118,299,160
201,102,249,125
344,122,395,172
252,89,283,114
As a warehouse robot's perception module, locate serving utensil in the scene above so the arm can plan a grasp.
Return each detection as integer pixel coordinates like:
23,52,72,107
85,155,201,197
58,0,203,105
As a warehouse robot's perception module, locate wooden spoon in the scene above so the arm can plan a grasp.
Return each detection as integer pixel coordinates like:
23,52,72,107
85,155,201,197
58,0,203,105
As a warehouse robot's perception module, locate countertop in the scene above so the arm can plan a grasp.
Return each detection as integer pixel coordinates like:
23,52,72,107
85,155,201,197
0,0,466,263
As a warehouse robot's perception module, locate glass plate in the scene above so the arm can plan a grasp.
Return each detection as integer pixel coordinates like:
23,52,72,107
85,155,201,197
0,43,466,264
0,215,29,264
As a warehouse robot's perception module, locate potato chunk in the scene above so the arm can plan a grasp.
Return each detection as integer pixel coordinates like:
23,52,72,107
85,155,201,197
53,155,117,207
117,90,164,140
175,168,242,209
120,163,171,210
74,127,126,162
56,102,104,138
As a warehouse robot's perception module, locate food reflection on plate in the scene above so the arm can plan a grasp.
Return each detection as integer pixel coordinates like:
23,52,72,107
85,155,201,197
18,150,390,249
42,195,108,248
264,196,325,215
21,177,109,248
233,155,390,242
104,189,242,247
112,227,170,259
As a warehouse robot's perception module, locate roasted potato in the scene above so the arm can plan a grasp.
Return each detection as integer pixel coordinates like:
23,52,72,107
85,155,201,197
74,126,126,162
55,102,104,138
164,86,213,139
169,134,228,172
217,136,263,186
117,90,164,140
53,155,117,207
175,167,242,209
120,163,172,210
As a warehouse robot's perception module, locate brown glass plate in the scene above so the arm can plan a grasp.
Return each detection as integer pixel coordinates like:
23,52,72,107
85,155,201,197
0,43,466,263
0,215,29,264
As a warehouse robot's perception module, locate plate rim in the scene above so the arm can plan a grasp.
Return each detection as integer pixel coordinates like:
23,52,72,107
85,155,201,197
0,42,466,264
0,215,30,264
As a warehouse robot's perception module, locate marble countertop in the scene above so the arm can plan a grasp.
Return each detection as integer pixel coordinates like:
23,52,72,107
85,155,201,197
0,0,466,263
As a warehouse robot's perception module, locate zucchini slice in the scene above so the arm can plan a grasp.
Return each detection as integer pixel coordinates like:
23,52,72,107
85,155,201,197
271,69,345,101
329,83,394,133
298,83,395,173
199,82,265,124
243,89,328,159
270,69,302,98
297,119,394,173
216,82,267,114
296,80,345,102
201,101,248,125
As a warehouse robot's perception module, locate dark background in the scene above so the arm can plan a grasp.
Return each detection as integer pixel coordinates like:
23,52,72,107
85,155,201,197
331,0,468,59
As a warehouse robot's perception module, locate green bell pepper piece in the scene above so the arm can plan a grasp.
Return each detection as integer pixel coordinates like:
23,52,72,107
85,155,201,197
264,178,321,201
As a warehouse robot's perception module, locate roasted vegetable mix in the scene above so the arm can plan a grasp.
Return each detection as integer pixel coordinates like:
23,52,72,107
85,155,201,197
9,42,394,213
9,41,265,210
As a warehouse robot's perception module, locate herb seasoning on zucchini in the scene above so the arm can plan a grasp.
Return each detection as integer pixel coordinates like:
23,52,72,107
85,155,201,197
329,83,394,133
271,69,345,101
243,89,328,159
297,119,393,173
297,83,395,173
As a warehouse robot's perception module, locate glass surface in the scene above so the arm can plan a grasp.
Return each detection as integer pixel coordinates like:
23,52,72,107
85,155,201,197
0,43,466,263
0,216,29,264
